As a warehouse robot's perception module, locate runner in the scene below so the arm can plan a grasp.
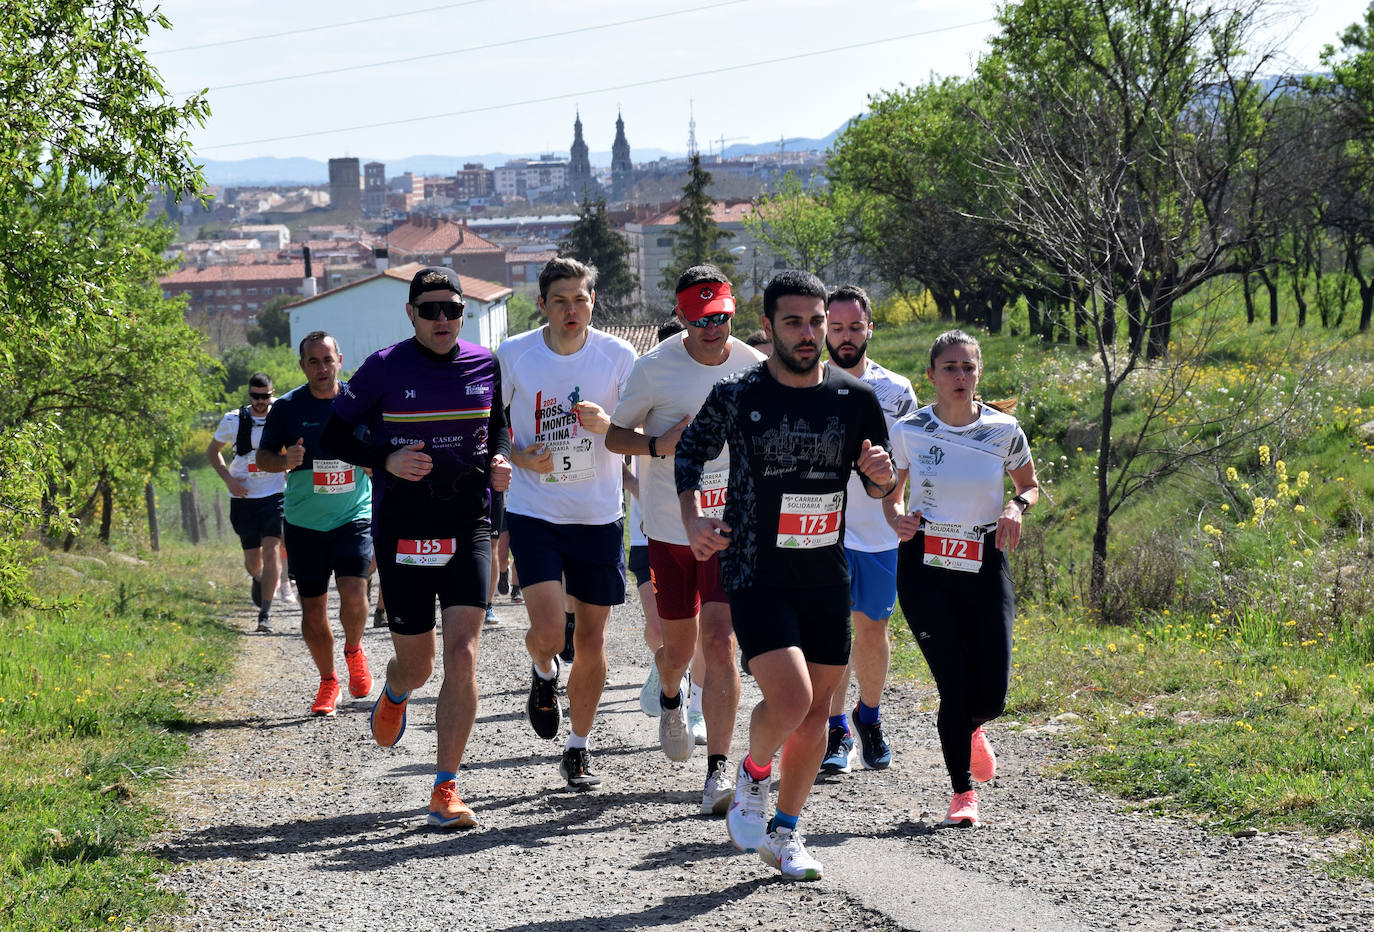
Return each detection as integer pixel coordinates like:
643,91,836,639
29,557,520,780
496,256,636,790
206,372,287,633
887,328,1040,828
676,269,895,880
819,285,917,774
321,265,511,829
257,332,374,717
607,265,764,815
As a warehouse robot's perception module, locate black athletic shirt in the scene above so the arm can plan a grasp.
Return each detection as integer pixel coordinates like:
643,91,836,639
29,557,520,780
675,364,889,592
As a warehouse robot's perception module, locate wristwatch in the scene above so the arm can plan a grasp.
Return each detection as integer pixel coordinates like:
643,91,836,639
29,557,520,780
1011,494,1032,512
648,436,664,458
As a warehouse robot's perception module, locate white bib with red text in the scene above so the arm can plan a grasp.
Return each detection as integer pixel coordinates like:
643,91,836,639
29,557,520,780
312,458,356,494
922,520,984,573
777,492,843,549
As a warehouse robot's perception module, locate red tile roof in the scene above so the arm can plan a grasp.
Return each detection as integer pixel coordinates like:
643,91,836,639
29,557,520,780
600,324,661,356
643,201,757,227
383,262,513,302
160,262,305,285
386,218,502,255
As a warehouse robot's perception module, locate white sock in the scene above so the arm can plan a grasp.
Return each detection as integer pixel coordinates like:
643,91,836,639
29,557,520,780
689,679,704,715
535,662,557,680
565,731,588,751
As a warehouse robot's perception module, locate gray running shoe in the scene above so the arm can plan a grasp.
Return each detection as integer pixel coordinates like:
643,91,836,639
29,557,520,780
700,758,734,815
659,700,693,762
727,761,770,852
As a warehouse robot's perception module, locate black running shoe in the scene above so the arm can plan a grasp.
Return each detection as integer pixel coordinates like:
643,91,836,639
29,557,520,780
558,746,602,789
497,570,510,596
250,577,262,608
559,615,576,664
526,659,562,739
851,706,892,770
372,606,387,628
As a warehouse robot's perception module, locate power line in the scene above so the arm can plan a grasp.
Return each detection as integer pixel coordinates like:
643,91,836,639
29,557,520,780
149,0,499,54
199,19,995,152
187,0,752,94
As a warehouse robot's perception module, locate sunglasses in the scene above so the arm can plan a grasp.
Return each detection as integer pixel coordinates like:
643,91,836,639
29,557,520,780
249,392,272,400
413,300,465,321
686,312,732,329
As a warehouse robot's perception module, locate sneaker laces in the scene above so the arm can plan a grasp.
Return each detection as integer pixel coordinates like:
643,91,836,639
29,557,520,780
825,726,848,756
738,771,768,818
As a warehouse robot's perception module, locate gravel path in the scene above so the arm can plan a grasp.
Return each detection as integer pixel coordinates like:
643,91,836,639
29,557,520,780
153,586,1374,931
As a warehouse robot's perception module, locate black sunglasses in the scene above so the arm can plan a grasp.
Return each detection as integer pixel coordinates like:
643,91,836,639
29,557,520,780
249,392,272,400
686,312,732,329
413,300,465,321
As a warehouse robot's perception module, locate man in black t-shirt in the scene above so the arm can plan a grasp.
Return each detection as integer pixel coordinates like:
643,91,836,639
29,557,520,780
675,270,895,882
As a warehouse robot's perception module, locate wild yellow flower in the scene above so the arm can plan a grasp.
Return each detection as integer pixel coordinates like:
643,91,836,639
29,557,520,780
1294,504,1306,514
1226,466,1239,482
1258,444,1271,466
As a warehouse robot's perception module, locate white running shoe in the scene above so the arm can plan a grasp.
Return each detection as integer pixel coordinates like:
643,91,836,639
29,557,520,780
688,708,707,746
659,701,693,762
726,761,770,852
700,758,734,815
639,666,661,717
759,826,823,881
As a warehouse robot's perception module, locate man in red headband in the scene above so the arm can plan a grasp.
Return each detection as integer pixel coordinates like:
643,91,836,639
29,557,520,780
607,265,765,815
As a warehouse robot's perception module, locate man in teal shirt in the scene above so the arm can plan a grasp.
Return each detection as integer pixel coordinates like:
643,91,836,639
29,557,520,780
259,330,374,717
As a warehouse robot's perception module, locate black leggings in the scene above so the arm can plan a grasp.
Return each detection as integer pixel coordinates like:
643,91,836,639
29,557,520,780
896,532,1014,794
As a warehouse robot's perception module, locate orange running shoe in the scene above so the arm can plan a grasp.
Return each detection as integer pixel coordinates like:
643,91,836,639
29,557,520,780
370,686,408,747
970,726,997,783
427,780,476,828
344,645,372,698
943,789,980,828
310,677,340,716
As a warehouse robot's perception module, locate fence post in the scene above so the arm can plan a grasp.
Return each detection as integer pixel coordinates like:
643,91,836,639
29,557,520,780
213,493,224,539
179,466,200,544
145,481,160,552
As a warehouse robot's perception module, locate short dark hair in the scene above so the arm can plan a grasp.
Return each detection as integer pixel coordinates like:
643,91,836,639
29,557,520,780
298,330,337,358
674,264,730,294
538,256,597,300
928,329,981,369
248,372,273,389
744,330,769,347
763,269,827,320
826,284,871,320
657,315,685,342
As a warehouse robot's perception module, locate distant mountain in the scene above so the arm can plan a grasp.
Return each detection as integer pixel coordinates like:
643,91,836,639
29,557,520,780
194,121,853,186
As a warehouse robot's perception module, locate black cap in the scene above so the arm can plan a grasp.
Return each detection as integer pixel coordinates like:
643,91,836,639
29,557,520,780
408,266,463,304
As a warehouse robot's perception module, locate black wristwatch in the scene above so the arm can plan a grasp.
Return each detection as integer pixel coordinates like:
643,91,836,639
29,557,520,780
1011,494,1032,513
648,436,664,458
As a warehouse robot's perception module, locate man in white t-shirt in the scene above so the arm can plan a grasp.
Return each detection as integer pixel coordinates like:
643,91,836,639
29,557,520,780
820,285,917,775
496,256,637,790
607,265,766,815
206,372,289,633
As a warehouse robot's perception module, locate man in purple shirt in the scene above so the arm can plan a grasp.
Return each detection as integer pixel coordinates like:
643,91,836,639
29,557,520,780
322,266,511,829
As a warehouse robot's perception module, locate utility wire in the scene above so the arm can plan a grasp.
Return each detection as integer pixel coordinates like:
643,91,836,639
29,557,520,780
150,0,499,54
199,19,995,151
187,0,752,93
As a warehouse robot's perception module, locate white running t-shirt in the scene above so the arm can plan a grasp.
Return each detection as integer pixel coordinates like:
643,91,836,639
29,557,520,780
498,326,636,525
841,360,919,553
611,334,765,545
212,408,287,499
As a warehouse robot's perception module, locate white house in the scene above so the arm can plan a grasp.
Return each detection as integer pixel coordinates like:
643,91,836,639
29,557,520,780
287,262,512,371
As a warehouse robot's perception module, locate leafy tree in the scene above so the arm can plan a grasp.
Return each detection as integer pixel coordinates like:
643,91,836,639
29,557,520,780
659,154,735,296
246,294,294,347
0,1,210,599
742,172,863,283
559,196,638,321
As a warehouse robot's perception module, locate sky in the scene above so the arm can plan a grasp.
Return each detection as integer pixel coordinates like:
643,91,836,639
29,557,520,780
144,0,1370,163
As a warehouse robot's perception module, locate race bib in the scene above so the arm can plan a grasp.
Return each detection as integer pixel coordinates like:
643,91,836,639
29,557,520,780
395,538,456,567
922,521,984,573
700,470,728,520
312,458,356,494
246,462,260,473
777,492,843,549
543,436,596,484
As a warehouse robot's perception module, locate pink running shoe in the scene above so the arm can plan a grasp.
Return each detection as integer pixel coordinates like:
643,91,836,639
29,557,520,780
943,789,979,827
970,726,996,782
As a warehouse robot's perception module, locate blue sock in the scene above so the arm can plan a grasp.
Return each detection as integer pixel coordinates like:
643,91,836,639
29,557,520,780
385,681,409,703
829,713,849,733
856,700,880,726
433,770,457,787
768,809,799,834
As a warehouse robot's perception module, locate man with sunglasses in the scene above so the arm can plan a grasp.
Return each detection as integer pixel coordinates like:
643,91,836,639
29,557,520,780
318,266,511,829
496,256,636,790
207,372,287,633
258,332,375,719
606,265,764,815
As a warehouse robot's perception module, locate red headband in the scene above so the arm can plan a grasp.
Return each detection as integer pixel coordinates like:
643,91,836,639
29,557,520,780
676,281,736,321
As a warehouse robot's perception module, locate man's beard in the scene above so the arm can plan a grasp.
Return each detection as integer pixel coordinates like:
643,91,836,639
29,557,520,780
825,337,868,367
775,339,821,375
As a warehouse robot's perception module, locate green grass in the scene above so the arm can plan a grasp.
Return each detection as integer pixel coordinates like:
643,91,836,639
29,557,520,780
0,531,242,931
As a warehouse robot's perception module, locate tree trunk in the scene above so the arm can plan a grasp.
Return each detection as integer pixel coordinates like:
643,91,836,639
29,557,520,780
1089,382,1116,609
98,479,113,544
1256,267,1279,327
1241,272,1255,325
1147,294,1173,361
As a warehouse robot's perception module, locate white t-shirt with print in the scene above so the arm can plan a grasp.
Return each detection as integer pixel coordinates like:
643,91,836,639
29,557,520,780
498,326,636,525
212,408,287,499
841,360,919,553
889,403,1032,530
611,334,765,545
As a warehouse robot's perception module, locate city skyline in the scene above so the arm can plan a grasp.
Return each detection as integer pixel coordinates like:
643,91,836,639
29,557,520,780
146,0,1357,163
